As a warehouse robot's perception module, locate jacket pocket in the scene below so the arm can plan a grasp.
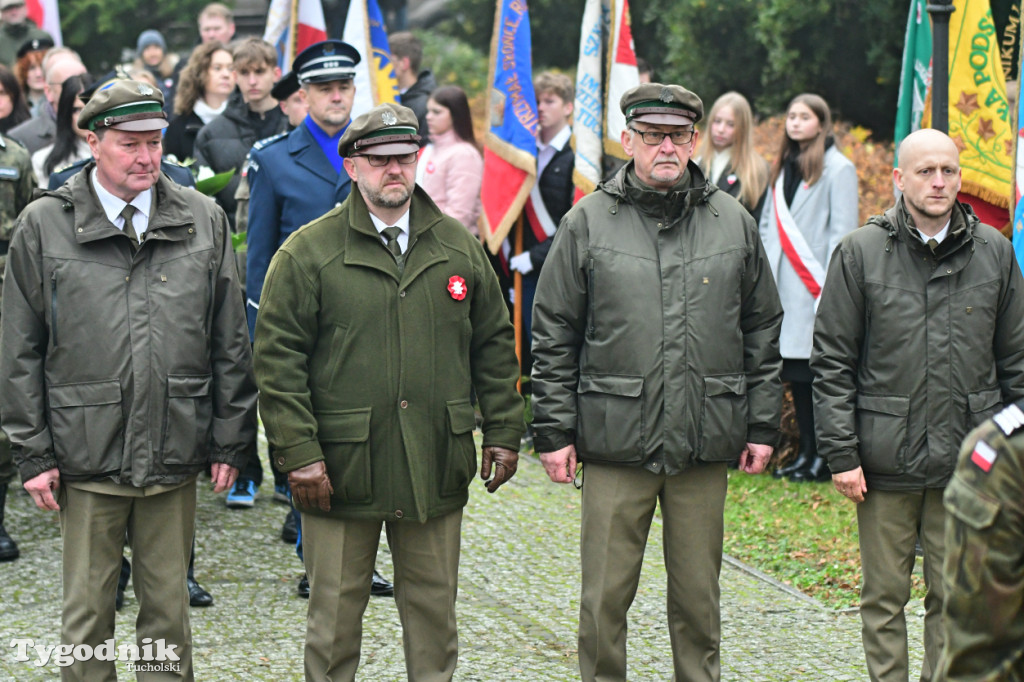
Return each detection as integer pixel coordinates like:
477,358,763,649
855,393,910,475
48,380,124,475
576,374,645,464
967,387,1002,428
697,374,748,462
441,399,477,497
319,407,372,504
161,374,213,465
943,476,1001,596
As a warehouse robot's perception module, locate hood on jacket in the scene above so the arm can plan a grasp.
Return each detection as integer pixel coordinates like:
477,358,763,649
866,196,981,256
598,158,718,226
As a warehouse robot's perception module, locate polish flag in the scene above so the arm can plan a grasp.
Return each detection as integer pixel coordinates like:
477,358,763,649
25,0,62,45
264,0,328,71
970,440,997,473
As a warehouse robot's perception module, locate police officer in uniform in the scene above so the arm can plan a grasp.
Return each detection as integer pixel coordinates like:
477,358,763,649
938,403,1024,680
245,40,393,598
0,130,34,561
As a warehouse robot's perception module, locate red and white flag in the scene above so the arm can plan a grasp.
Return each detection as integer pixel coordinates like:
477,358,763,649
969,440,997,473
264,0,328,71
25,0,61,45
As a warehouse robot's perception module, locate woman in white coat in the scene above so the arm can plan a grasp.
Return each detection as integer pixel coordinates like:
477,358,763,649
759,93,859,482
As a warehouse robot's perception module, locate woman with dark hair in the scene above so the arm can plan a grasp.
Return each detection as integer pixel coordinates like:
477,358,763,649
31,72,94,185
163,41,235,162
0,64,30,133
759,93,859,483
13,47,45,116
417,84,483,234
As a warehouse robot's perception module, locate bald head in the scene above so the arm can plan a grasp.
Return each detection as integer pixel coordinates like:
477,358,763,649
894,128,961,233
897,128,959,172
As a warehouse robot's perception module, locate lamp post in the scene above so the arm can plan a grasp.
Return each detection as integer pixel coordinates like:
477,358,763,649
927,1,956,134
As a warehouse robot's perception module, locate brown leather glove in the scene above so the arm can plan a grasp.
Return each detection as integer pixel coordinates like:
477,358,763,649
288,461,334,512
480,446,519,493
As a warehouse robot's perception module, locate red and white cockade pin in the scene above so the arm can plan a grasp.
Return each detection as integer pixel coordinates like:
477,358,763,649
447,275,467,300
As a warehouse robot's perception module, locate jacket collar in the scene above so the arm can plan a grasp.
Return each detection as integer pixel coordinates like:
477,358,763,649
600,159,716,225
870,197,978,260
54,162,198,245
343,184,448,283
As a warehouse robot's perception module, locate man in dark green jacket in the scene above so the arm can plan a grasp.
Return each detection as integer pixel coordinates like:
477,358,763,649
532,83,783,682
811,128,1024,682
0,80,257,681
254,103,523,681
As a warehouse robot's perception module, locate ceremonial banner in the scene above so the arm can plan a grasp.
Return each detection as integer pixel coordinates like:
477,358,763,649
1012,28,1024,270
481,0,538,255
924,0,1013,224
25,0,61,45
264,0,328,71
572,0,640,197
894,0,931,165
343,0,401,117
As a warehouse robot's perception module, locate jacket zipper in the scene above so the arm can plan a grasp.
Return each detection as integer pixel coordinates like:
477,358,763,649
206,261,215,334
50,272,58,347
587,257,596,340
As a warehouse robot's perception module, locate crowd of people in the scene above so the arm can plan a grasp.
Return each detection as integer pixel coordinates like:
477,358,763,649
0,2,1022,681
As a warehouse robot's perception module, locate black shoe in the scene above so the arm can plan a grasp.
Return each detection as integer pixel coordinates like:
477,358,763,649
789,456,832,483
371,569,394,597
0,524,19,562
773,451,812,479
188,578,214,607
281,509,298,544
297,574,310,598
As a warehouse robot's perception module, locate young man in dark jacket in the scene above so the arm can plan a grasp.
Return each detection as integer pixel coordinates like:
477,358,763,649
811,128,1024,682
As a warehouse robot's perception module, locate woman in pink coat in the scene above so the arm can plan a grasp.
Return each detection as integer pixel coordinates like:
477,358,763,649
417,85,483,235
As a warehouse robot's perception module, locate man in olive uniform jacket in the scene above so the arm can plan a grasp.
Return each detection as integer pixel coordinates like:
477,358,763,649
532,83,783,682
938,404,1024,681
254,103,524,682
0,131,35,561
812,128,1024,682
0,81,257,681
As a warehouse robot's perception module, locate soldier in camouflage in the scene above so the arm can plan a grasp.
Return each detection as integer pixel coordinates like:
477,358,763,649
0,131,36,561
938,403,1024,680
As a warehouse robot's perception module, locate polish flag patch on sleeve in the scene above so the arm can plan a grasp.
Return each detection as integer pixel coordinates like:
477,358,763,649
970,440,998,473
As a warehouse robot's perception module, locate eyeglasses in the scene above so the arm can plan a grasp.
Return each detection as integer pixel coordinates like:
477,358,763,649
629,128,695,146
352,152,417,167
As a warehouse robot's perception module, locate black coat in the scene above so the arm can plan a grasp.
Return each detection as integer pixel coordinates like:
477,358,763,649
163,111,204,164
193,90,288,228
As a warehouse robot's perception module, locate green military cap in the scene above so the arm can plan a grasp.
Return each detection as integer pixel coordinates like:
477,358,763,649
339,102,421,157
77,79,168,133
620,83,703,125
0,0,25,9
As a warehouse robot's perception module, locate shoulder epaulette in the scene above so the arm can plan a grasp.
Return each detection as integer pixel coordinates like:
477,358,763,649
252,132,287,152
992,402,1024,436
56,158,88,174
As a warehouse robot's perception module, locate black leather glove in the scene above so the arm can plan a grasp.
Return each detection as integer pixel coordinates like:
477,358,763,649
480,446,519,493
288,461,334,512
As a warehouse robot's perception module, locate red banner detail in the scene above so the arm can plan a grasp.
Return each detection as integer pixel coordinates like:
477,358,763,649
615,0,638,66
482,147,529,239
523,199,548,243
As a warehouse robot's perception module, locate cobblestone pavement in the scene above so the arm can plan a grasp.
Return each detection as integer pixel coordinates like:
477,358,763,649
1,449,925,680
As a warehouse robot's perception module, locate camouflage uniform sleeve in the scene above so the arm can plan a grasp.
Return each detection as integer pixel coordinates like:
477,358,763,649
940,415,1024,681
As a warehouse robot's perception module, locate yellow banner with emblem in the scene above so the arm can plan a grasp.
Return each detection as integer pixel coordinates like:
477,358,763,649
923,0,1013,209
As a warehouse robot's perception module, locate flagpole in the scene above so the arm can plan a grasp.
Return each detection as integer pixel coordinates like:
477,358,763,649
927,1,956,134
513,215,524,393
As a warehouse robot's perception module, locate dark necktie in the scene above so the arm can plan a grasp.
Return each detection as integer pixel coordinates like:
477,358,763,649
121,204,139,249
382,226,403,259
927,238,939,254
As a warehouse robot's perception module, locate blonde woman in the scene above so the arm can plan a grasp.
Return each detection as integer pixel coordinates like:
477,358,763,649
697,91,768,221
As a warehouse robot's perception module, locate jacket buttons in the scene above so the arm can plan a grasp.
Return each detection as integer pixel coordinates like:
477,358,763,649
125,276,130,281
277,457,286,466
77,227,83,232
947,268,952,274
188,228,194,233
400,290,406,298
394,509,403,519
400,400,408,408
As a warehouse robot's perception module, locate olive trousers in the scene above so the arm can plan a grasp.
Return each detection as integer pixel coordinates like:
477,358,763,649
302,508,463,682
578,462,727,682
857,488,946,682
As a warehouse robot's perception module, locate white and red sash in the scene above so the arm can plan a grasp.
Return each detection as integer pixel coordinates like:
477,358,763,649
773,174,826,299
523,183,558,243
